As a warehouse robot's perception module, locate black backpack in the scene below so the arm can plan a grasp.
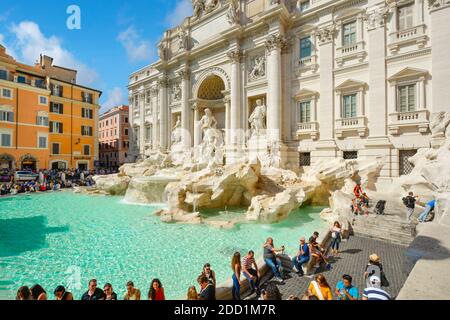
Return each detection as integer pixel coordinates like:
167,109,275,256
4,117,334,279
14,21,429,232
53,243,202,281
375,200,386,215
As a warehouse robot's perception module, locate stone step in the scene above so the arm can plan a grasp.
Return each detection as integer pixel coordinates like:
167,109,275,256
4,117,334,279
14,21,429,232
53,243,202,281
353,221,414,233
353,231,412,247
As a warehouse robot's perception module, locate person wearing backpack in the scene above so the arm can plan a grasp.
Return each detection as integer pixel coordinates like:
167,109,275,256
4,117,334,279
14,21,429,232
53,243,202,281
402,192,418,222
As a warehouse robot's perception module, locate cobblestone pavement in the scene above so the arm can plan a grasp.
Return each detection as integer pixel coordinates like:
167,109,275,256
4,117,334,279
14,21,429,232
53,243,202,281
254,236,413,300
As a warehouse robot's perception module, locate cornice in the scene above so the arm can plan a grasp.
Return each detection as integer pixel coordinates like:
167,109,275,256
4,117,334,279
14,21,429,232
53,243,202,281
386,47,432,63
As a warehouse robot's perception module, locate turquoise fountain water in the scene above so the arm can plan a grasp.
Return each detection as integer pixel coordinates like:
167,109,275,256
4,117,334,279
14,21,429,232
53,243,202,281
0,192,326,300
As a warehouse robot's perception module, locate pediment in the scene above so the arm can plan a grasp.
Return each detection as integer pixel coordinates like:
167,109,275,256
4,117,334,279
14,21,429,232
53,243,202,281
388,68,429,82
335,79,367,91
295,88,319,99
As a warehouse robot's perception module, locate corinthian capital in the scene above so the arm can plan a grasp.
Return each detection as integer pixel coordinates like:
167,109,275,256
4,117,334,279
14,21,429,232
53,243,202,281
157,76,169,88
265,34,287,53
316,25,337,45
178,68,190,81
365,6,389,31
227,49,243,63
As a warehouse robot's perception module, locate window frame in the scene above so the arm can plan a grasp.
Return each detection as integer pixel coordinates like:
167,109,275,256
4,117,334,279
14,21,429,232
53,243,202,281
342,21,357,46
342,93,358,119
38,95,48,106
1,88,13,100
299,100,312,124
52,143,61,155
0,131,12,147
300,36,312,59
397,83,417,113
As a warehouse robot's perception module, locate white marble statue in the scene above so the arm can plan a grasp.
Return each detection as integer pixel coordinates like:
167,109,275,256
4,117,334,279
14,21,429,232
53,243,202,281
206,0,219,12
430,112,450,138
198,108,223,167
171,115,182,145
178,27,189,52
227,0,240,25
249,99,267,137
193,0,205,20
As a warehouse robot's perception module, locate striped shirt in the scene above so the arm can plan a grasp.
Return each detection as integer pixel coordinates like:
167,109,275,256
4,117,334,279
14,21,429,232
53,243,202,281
363,287,391,300
243,256,255,270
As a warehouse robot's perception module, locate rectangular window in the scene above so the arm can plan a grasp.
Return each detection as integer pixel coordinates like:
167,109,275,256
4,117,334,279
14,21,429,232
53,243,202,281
82,108,93,119
300,36,312,59
399,149,417,176
343,151,358,160
51,85,63,97
0,133,12,147
17,75,26,84
343,21,357,46
343,94,357,118
125,117,129,123
36,115,49,126
35,79,45,89
299,152,311,167
52,143,60,155
82,126,93,136
299,101,311,123
50,102,64,114
125,128,129,136
398,4,414,31
82,92,93,103
38,136,47,149
39,96,48,105
0,111,14,122
50,121,64,134
0,70,7,80
84,145,91,156
299,0,310,12
398,84,416,112
1,88,12,99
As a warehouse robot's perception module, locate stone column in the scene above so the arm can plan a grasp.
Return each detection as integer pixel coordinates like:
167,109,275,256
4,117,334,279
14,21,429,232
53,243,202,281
265,34,285,143
151,86,159,150
179,68,191,148
193,103,202,147
158,75,169,152
224,96,231,145
227,49,243,163
139,90,146,157
314,25,338,161
430,2,450,114
363,5,393,180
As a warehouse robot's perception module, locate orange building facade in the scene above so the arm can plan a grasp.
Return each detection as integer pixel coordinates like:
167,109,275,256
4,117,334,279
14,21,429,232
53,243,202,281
0,45,101,171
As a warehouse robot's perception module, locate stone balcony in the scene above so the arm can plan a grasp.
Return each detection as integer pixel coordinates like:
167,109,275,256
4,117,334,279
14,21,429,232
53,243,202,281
388,110,429,135
388,24,428,53
336,41,367,67
335,116,368,139
296,55,318,75
295,121,319,140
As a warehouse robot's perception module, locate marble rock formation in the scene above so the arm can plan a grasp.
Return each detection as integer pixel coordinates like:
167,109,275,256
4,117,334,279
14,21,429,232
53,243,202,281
92,174,131,196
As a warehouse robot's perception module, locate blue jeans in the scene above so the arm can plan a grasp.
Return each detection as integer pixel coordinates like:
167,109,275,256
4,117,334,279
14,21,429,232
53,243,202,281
419,205,432,222
243,269,260,292
232,273,240,300
331,237,341,251
292,256,310,275
264,258,282,278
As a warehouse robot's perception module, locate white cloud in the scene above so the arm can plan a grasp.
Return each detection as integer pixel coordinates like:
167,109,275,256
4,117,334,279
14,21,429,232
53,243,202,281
117,26,152,63
165,0,193,28
8,21,98,86
101,87,126,113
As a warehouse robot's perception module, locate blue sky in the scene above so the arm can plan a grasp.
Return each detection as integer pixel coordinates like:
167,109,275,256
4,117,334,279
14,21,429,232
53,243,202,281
0,0,193,113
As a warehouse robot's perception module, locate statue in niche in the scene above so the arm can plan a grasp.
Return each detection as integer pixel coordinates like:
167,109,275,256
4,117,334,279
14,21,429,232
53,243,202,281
249,99,267,138
198,108,223,167
158,42,169,61
171,115,182,145
192,0,205,20
172,83,182,101
177,27,189,52
227,0,241,25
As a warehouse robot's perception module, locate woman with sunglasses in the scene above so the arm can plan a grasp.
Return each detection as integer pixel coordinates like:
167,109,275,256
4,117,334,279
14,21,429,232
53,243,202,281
103,283,117,300
199,263,216,288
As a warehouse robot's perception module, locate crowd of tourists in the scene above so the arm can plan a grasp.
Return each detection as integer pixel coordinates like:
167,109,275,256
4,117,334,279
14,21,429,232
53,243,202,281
0,169,100,197
15,228,392,301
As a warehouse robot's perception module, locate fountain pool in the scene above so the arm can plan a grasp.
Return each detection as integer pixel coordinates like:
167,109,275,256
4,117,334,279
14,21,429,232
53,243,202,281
0,192,326,300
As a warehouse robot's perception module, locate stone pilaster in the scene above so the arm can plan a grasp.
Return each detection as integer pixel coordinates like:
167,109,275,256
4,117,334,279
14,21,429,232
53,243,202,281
139,91,146,157
227,49,244,163
179,68,191,148
158,75,169,152
150,85,159,150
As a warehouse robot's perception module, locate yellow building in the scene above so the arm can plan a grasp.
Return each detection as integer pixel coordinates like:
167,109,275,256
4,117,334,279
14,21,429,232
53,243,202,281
0,45,101,170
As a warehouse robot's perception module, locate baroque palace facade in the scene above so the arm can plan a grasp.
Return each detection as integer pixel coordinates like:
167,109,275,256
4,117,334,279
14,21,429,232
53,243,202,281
128,0,450,179
0,47,101,171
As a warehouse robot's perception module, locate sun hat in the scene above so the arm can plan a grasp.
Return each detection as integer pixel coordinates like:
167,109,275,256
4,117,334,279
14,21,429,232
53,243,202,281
369,254,380,263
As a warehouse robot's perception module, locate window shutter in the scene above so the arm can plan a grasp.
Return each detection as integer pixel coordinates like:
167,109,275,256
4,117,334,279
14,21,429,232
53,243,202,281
49,121,53,133
8,112,13,122
60,123,64,134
